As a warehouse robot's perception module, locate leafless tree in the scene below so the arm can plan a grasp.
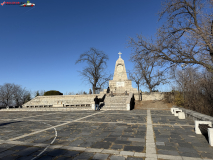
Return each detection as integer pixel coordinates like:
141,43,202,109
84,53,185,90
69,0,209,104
129,70,143,99
172,66,213,116
0,83,15,106
130,53,168,92
33,90,45,97
76,48,112,94
129,0,213,72
13,85,31,106
0,83,31,107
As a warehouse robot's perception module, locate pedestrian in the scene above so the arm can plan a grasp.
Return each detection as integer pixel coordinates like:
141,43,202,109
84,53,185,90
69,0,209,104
107,87,110,93
94,96,99,111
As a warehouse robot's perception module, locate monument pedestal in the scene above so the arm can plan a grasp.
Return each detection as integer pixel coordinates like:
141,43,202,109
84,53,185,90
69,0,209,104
109,80,137,94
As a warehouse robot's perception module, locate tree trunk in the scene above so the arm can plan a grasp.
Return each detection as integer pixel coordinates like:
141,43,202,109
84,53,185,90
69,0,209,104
93,85,96,94
138,85,140,100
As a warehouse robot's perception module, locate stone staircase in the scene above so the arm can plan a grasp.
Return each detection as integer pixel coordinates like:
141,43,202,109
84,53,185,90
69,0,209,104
101,95,128,110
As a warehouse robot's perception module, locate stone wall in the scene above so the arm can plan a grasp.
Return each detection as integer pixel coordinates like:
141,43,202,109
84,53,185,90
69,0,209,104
23,94,105,108
134,92,165,101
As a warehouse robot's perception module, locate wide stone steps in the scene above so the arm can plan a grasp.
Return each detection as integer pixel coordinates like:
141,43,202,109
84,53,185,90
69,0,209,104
1,107,93,111
101,107,127,110
101,95,128,110
103,103,126,107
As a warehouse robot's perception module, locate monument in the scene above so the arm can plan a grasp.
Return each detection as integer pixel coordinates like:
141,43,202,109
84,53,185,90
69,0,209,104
102,52,138,94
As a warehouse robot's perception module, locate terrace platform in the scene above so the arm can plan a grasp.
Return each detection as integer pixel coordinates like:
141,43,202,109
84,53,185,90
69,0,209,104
0,109,213,160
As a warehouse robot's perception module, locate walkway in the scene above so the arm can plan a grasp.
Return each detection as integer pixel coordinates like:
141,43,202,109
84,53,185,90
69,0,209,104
0,109,212,159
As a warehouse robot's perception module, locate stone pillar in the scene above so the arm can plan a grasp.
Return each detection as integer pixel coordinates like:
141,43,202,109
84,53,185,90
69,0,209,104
178,112,185,119
91,103,95,110
195,121,212,134
208,128,213,146
126,104,130,110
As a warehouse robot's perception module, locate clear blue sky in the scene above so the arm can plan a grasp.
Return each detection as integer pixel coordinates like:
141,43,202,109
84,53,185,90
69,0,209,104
0,0,171,94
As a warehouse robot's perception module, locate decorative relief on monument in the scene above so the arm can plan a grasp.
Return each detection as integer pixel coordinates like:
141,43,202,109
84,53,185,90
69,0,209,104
117,64,123,72
116,82,124,87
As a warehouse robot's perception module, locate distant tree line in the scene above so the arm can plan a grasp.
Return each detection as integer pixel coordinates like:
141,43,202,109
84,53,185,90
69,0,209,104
0,83,31,107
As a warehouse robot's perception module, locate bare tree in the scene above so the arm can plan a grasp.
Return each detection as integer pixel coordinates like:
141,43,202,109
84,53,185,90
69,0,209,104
34,90,45,97
172,66,213,116
13,85,31,106
0,83,15,106
129,70,143,99
129,0,213,72
0,83,31,107
76,48,112,94
130,54,168,92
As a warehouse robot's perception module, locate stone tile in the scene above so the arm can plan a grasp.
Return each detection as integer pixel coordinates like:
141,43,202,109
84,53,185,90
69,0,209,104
144,158,157,160
91,142,112,149
157,154,182,160
134,152,146,157
114,140,131,145
155,142,165,146
120,151,134,156
37,155,53,160
127,157,143,160
101,149,120,154
179,151,201,158
15,147,39,156
124,146,144,152
93,153,109,159
200,152,213,159
66,146,86,151
111,144,123,150
46,148,68,157
0,150,17,158
157,150,180,156
73,152,94,160
85,148,103,153
182,157,202,160
110,155,125,160
128,138,145,142
62,150,80,157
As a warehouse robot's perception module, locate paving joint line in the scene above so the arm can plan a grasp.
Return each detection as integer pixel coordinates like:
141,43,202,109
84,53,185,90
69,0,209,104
146,109,157,160
8,110,106,141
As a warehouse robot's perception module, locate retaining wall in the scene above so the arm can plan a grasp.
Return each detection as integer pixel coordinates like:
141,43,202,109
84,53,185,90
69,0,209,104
134,92,165,101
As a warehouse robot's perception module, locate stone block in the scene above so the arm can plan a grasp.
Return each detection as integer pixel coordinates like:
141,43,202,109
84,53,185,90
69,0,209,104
91,104,95,110
119,151,134,156
208,128,213,146
171,107,176,114
195,121,212,134
126,104,130,110
174,109,182,116
172,108,179,115
85,148,103,153
178,112,185,119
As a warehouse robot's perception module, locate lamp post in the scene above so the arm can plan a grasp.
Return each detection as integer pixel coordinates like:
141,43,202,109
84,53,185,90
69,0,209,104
181,64,187,105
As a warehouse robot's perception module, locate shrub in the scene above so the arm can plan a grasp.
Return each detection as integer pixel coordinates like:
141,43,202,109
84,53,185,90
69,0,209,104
44,90,63,96
174,91,184,107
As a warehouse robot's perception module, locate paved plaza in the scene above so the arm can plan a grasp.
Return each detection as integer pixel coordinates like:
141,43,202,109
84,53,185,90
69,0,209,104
0,109,213,160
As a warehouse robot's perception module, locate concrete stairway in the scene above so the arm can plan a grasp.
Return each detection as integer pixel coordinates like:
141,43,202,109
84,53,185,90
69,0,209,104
101,95,128,110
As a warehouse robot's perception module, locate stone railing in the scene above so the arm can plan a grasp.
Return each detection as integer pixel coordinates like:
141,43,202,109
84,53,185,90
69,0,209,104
174,106,213,123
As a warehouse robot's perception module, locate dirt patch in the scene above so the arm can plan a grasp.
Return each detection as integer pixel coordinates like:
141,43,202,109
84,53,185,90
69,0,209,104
134,100,173,110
